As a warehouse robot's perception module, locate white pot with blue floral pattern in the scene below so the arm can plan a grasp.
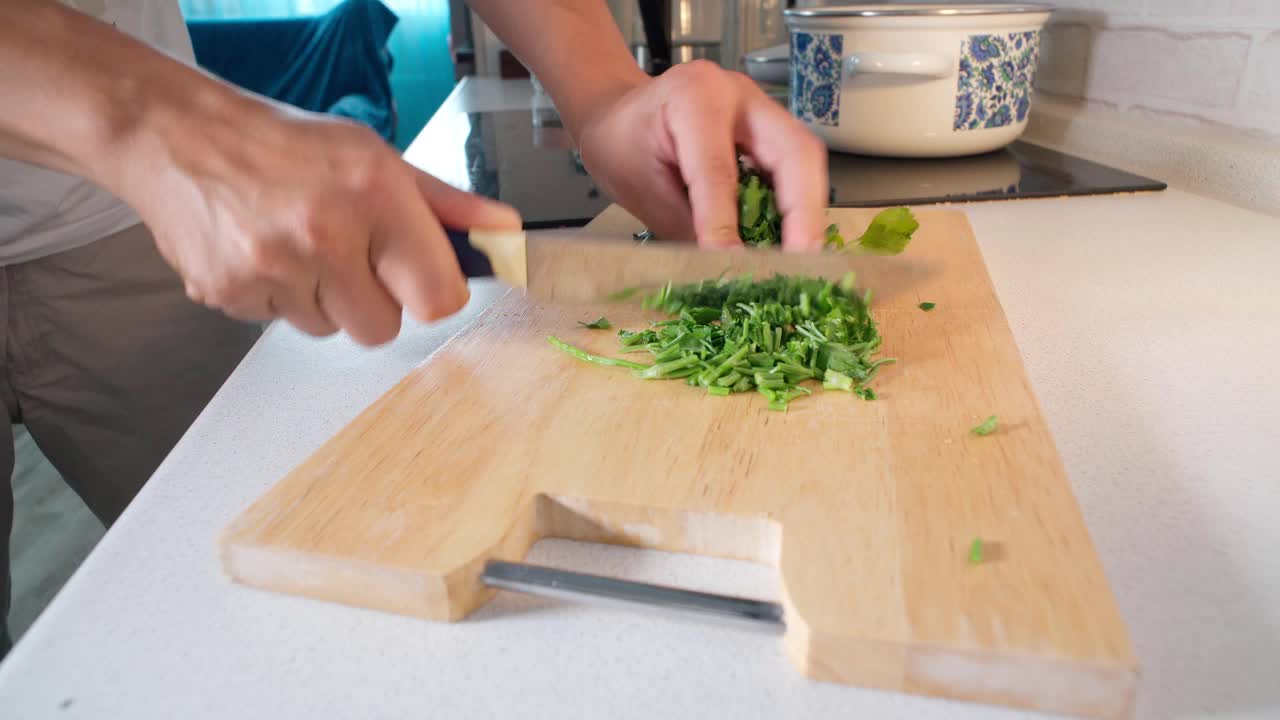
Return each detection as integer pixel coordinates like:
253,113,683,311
784,4,1052,158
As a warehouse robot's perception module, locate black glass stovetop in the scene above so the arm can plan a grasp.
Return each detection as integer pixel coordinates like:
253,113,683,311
417,108,1166,229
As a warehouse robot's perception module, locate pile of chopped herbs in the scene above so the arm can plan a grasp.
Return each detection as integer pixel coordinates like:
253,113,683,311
546,164,924,410
548,272,894,411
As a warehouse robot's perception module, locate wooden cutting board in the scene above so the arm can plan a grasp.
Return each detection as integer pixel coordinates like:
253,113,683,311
221,206,1137,719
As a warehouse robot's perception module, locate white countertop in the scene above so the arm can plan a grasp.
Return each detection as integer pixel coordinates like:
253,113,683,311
2,78,1278,719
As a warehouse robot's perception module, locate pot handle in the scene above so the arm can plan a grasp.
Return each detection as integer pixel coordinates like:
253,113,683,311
846,51,953,78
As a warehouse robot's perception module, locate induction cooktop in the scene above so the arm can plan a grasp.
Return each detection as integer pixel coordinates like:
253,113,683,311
415,108,1166,229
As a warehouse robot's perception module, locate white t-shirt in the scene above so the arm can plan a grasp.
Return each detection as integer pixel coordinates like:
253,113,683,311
0,0,194,266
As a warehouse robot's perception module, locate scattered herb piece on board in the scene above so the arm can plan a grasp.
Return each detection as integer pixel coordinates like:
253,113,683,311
918,302,936,311
548,273,893,411
971,415,999,436
969,537,984,565
546,336,649,371
578,316,612,330
606,287,641,302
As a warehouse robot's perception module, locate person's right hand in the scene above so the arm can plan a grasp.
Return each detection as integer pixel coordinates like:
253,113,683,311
113,97,521,347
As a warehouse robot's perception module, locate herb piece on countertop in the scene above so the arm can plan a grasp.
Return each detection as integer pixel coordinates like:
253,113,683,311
971,415,999,436
918,302,936,311
969,537,984,565
578,316,612,330
548,273,893,410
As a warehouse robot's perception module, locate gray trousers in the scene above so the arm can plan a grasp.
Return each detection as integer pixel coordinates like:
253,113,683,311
0,223,261,655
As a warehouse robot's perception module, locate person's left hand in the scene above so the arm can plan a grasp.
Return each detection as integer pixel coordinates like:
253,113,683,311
574,60,829,253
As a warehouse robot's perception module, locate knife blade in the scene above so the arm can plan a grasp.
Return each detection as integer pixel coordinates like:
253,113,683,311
465,228,869,304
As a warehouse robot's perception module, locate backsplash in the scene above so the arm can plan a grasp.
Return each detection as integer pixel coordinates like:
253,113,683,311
1036,0,1277,137
794,1,1280,138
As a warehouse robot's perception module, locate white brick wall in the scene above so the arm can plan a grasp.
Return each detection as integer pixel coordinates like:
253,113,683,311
796,0,1280,137
1038,0,1279,136
1088,29,1250,107
1244,31,1280,113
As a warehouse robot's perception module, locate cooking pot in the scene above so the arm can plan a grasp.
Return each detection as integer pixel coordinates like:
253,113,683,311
784,4,1052,158
743,43,790,85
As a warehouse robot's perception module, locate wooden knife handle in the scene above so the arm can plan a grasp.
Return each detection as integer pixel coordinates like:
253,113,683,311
468,229,528,289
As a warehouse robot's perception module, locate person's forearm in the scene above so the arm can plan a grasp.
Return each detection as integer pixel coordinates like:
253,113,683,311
0,0,245,186
467,0,649,141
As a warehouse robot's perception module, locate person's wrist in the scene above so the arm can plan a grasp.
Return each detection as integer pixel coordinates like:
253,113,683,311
559,66,651,146
92,72,257,210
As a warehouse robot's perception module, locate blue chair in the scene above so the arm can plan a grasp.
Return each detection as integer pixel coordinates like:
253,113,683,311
186,0,399,142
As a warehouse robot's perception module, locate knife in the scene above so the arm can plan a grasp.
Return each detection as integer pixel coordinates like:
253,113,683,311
462,227,867,304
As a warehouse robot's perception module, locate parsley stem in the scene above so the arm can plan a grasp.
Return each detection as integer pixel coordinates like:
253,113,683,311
547,336,650,371
634,354,701,379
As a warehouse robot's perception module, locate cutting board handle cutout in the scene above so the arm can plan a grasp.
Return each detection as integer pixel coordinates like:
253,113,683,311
477,495,791,626
526,494,783,568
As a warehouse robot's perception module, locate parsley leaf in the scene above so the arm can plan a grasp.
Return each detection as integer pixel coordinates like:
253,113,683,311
578,316,612,330
824,223,845,249
971,415,998,436
969,537,984,565
919,302,936,311
854,207,920,255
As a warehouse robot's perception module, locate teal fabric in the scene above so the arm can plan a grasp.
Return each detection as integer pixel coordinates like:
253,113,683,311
186,0,399,140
